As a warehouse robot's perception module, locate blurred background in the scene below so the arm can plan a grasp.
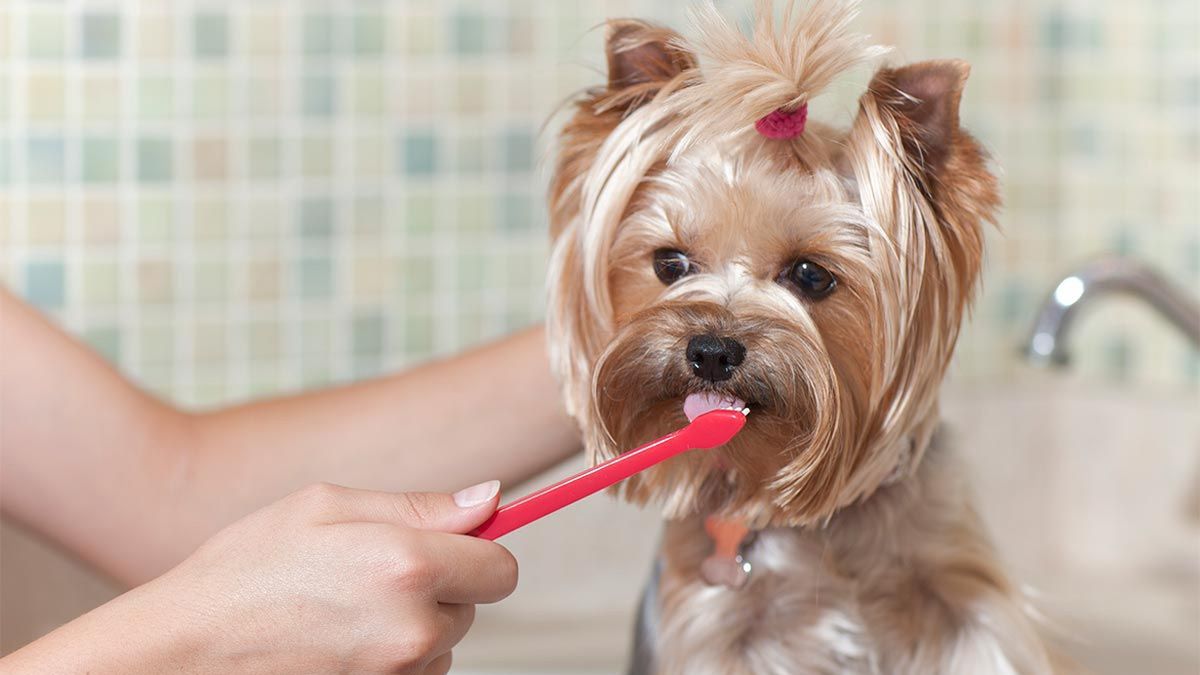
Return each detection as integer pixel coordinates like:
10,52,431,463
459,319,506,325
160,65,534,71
1,1,1196,673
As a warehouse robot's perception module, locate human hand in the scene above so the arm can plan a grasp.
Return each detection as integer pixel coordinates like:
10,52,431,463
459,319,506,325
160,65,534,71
137,480,514,674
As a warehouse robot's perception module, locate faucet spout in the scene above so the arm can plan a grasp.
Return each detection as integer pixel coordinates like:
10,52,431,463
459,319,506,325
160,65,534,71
1025,257,1200,367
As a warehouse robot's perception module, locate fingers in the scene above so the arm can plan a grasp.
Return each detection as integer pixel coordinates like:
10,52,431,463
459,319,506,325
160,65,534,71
415,532,519,605
421,651,453,675
340,521,518,605
426,603,473,664
296,481,501,534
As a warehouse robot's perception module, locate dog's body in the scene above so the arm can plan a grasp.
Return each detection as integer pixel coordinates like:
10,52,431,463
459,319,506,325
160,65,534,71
545,2,1065,673
629,436,1053,674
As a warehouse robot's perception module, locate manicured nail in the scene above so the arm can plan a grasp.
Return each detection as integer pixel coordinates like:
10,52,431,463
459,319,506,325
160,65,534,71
453,480,500,508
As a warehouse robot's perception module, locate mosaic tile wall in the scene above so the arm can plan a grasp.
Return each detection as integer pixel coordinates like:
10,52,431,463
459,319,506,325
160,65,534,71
0,0,1196,409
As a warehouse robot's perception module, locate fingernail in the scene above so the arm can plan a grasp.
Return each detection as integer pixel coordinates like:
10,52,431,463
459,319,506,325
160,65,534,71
453,480,500,508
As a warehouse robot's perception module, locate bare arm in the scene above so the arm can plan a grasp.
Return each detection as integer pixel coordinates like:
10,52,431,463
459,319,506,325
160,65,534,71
0,289,579,586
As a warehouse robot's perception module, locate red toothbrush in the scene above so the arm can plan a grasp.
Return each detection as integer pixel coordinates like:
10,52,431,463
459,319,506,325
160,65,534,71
470,408,747,540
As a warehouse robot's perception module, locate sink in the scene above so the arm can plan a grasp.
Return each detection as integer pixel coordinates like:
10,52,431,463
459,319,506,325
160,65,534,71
453,377,1200,674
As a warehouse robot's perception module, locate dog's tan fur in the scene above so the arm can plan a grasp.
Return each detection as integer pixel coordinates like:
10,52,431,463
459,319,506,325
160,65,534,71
546,1,1064,672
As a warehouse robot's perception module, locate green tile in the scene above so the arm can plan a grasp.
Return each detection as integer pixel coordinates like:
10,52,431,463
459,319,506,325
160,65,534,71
194,322,227,362
299,256,333,298
28,11,66,59
81,13,120,59
300,133,333,174
402,14,437,55
249,365,280,397
404,193,435,234
302,75,336,117
353,355,383,379
195,261,229,301
504,307,537,332
455,254,487,290
353,14,385,55
194,199,228,239
138,76,174,118
82,137,119,183
400,132,437,175
1103,336,1132,381
193,379,228,408
300,197,333,239
193,76,228,118
248,137,281,179
248,321,280,360
303,13,336,57
247,77,281,117
83,326,121,364
999,282,1027,323
352,73,385,115
302,366,331,388
456,192,491,233
401,255,434,292
502,128,534,171
25,260,66,309
138,138,173,182
500,190,534,231
83,262,119,304
455,135,487,173
503,253,543,287
139,323,175,364
303,136,333,176
353,134,386,175
28,137,65,182
353,196,383,234
402,312,434,354
139,198,173,241
193,12,229,59
353,313,385,356
300,318,331,355
452,12,487,54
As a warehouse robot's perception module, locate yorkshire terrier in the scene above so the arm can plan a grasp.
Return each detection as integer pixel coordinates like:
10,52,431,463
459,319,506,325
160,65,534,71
546,1,1068,673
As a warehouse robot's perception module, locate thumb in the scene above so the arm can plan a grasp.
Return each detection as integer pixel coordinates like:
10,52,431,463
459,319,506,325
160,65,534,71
379,480,501,534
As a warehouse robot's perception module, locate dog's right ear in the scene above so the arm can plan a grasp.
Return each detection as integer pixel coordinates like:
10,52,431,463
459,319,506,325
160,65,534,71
549,21,694,238
604,20,696,113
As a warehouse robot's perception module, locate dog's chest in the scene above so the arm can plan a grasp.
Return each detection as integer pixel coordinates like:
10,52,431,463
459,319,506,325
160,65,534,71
646,524,877,675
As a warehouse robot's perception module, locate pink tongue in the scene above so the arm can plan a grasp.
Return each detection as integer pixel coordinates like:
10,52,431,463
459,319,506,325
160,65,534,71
683,392,746,423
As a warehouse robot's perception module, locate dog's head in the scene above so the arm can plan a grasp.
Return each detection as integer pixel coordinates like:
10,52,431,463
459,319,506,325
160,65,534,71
547,0,998,527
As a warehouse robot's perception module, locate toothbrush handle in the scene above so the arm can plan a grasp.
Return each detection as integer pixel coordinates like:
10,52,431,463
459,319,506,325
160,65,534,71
469,409,745,540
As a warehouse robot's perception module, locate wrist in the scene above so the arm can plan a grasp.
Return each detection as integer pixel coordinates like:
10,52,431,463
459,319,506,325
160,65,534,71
2,574,218,674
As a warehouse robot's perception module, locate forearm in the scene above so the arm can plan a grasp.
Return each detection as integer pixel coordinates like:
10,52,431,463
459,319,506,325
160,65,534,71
2,289,579,586
0,290,193,584
179,327,580,555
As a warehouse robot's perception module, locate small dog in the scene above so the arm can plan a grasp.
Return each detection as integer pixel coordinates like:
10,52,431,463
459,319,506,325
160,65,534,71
546,1,1067,673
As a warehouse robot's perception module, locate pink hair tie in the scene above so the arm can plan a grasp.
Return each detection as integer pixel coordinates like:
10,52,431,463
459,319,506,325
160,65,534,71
755,104,808,139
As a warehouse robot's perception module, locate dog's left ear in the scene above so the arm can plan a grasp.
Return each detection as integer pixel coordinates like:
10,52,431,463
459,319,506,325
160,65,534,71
844,59,998,481
865,59,970,176
847,57,998,280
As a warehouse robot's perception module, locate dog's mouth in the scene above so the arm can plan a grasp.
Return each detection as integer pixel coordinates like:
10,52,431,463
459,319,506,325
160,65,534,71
682,391,748,422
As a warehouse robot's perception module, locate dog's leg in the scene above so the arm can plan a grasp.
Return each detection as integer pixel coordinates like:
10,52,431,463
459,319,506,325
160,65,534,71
626,557,661,675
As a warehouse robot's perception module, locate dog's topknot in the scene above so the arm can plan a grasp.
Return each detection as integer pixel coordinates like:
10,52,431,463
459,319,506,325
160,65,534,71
675,0,887,143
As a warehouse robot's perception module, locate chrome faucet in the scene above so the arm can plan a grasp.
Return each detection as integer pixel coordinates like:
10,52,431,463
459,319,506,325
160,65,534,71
1025,256,1200,366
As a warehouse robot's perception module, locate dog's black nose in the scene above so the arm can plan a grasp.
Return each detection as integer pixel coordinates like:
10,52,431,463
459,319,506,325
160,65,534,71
686,334,746,382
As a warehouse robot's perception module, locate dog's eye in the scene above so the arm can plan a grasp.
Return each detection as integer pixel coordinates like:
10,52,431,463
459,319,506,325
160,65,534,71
782,260,837,298
653,249,693,285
